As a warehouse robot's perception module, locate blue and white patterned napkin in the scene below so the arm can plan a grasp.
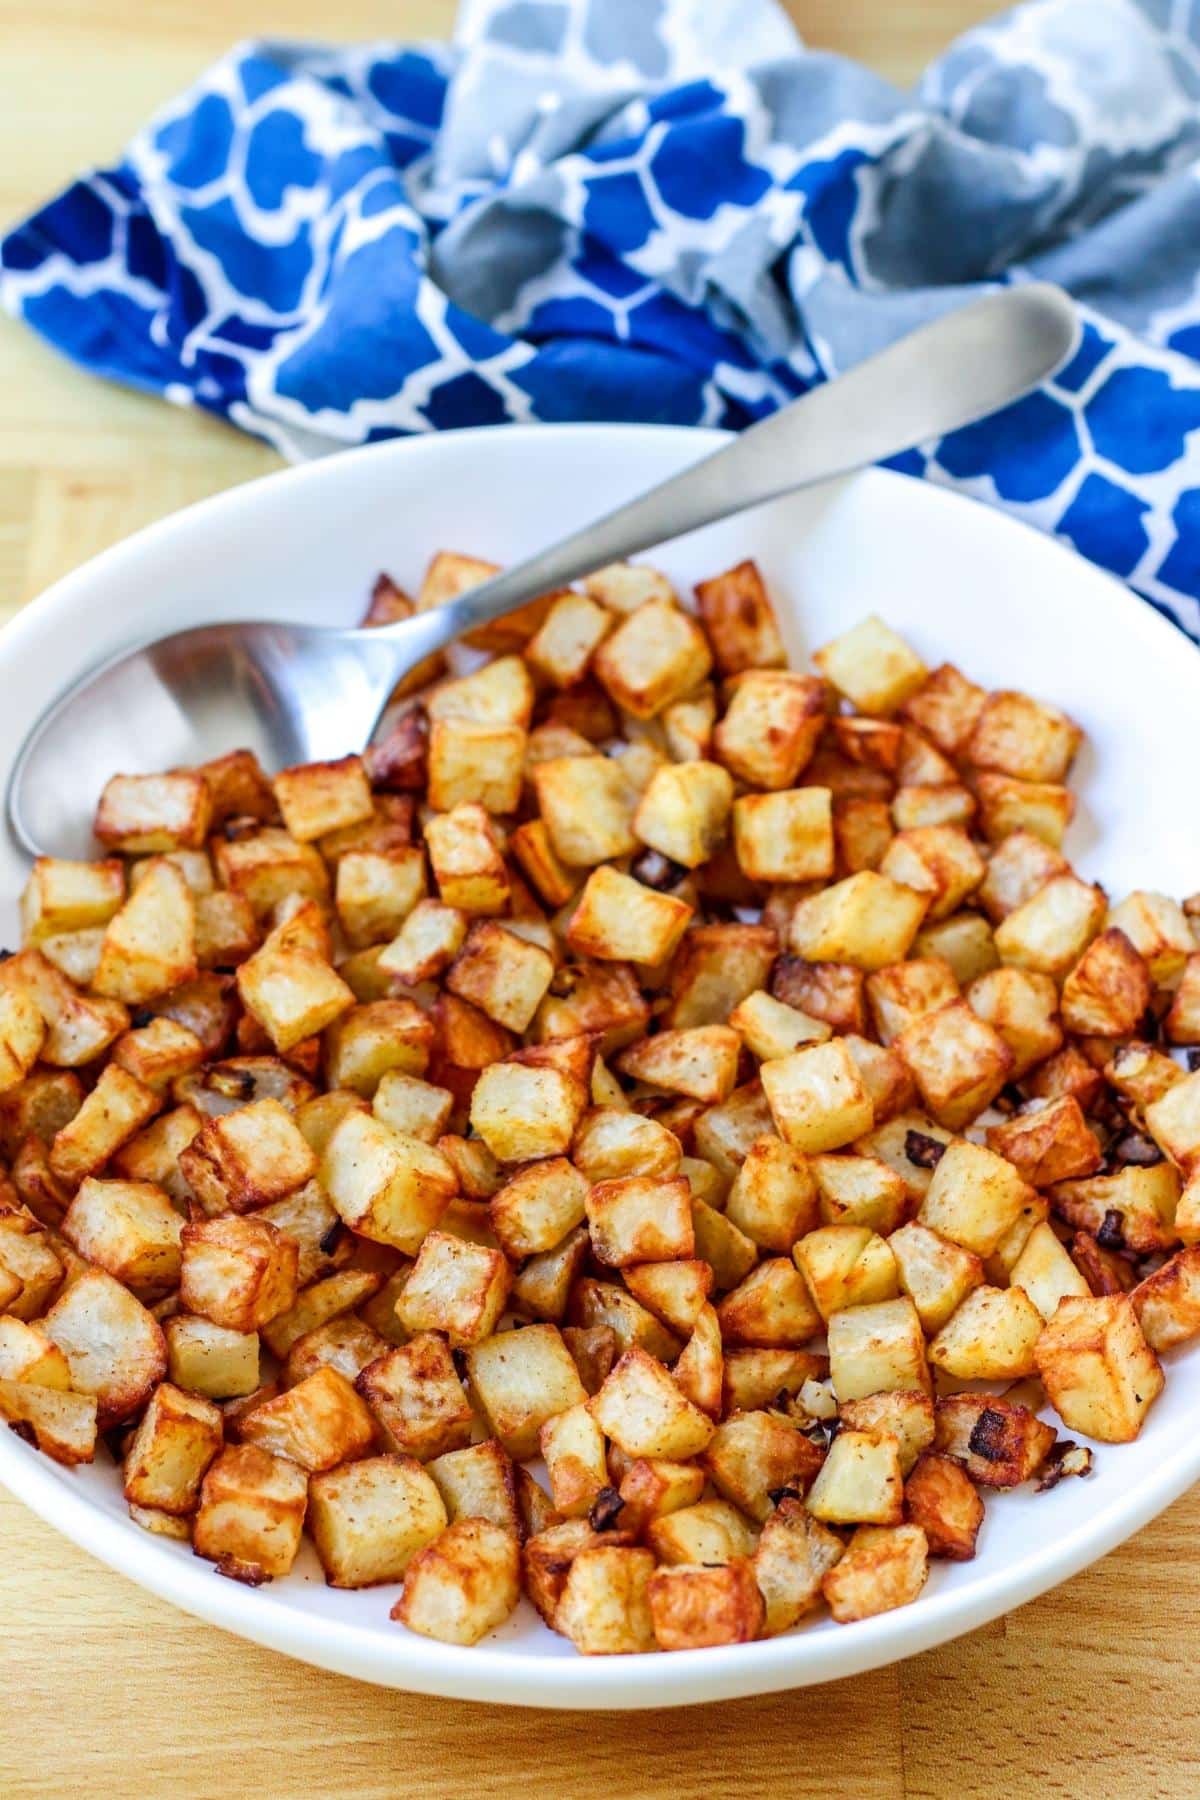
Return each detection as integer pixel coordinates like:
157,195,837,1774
4,0,1200,641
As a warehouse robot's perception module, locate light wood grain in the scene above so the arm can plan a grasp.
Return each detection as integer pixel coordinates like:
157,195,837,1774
4,1,1197,1794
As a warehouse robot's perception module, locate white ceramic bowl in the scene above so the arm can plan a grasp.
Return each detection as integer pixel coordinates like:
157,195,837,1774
1,424,1198,1709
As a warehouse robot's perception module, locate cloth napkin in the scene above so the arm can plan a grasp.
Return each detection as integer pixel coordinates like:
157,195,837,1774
4,0,1200,644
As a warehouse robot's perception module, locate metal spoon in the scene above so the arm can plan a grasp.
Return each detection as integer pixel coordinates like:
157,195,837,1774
7,284,1077,860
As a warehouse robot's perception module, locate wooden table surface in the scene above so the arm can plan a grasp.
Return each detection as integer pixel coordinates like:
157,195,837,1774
3,3,1197,1795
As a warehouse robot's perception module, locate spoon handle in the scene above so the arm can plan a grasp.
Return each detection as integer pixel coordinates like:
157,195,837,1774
400,283,1076,656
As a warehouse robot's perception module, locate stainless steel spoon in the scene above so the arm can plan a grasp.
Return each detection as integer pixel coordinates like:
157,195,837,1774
7,283,1077,860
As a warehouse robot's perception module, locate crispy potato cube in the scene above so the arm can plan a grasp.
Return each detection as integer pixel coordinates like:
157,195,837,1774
469,1063,587,1163
48,1064,159,1188
509,819,580,911
214,828,329,918
732,787,834,885
866,958,960,1048
919,1140,1033,1257
1166,954,1200,1045
0,989,44,1093
583,561,675,614
425,716,524,816
465,1323,586,1459
895,999,1013,1130
395,1516,520,1644
702,1410,823,1522
396,1230,511,1346
283,1313,388,1388
967,689,1081,782
164,1315,260,1400
428,1438,521,1535
1034,1293,1163,1442
356,1335,474,1461
1049,1163,1180,1256
272,755,372,842
616,1457,706,1533
567,866,692,966
590,1345,713,1459
540,1401,609,1517
95,772,212,852
0,1379,97,1466
828,1296,929,1401
714,670,826,789
812,1151,907,1235
807,1428,903,1524
179,1097,316,1215
994,875,1106,980
555,1544,657,1654
334,846,426,949
1060,928,1151,1037
977,830,1068,926
795,1225,898,1321
525,590,614,687
378,898,467,986
834,795,895,873
324,999,433,1098
694,559,786,675
193,1443,307,1581
256,1177,347,1284
621,1262,712,1340
880,826,984,923
886,1220,982,1334
1009,1220,1091,1320
967,966,1062,1079
445,922,554,1034
615,1026,739,1106
427,653,536,729
179,1216,298,1333
127,1502,191,1540
236,939,354,1055
424,803,511,915
934,1393,1056,1486
762,1038,874,1154
62,1176,181,1298
112,1016,204,1094
724,1134,819,1253
195,746,277,824
532,756,638,869
769,961,864,1040
509,1227,588,1325
789,872,928,972
985,1096,1101,1188
522,1517,636,1623
321,1111,456,1251
563,1322,620,1395
822,1522,928,1622
633,761,733,871
814,616,926,716
1146,1069,1200,1173
671,1301,723,1419
904,1451,982,1561
0,1215,63,1319
584,1174,694,1268
928,1284,1043,1380
899,662,986,755
593,597,712,719
0,1318,71,1389
239,1365,374,1472
372,1071,453,1146
488,1157,588,1259
728,991,831,1063
839,1390,935,1477
1131,1246,1200,1351
753,1496,846,1635
716,1258,820,1348
646,1498,758,1568
42,1268,166,1426
306,1453,449,1593
976,773,1074,848
122,1381,223,1514
93,860,197,1005
913,914,997,989
1107,891,1195,986
648,1559,764,1650
21,856,125,945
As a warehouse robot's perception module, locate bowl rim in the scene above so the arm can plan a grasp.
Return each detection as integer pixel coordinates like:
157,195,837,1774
2,418,1198,1709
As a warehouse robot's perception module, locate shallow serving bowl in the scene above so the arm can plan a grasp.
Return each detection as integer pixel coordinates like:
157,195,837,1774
1,423,1198,1709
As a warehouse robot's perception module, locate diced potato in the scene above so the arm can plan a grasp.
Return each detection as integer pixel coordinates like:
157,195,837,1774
1034,1294,1163,1442
904,1452,983,1560
919,1140,1034,1258
827,1296,929,1400
427,1438,521,1535
164,1314,260,1400
122,1381,223,1514
646,1498,758,1568
1132,1247,1200,1351
1051,1162,1181,1257
272,755,373,843
648,1559,764,1650
396,1229,511,1346
21,857,125,946
42,1268,166,1426
378,899,467,985
593,597,712,719
702,1410,823,1521
589,1345,714,1459
193,1443,307,1581
812,1152,907,1235
46,1064,159,1189
634,761,734,870
728,991,831,1064
900,662,986,755
540,1401,609,1517
752,1497,845,1635
986,1096,1101,1188
356,1334,474,1461
0,1380,98,1466
976,774,1074,848
95,772,212,853
0,1318,71,1389
467,1323,586,1460
789,872,928,972
724,1134,818,1253
822,1523,929,1622
733,788,833,884
584,1174,694,1268
0,1216,64,1320
713,671,826,789
887,1220,982,1334
236,938,355,1055
1105,892,1194,986
488,1157,588,1259
716,1258,820,1349
693,559,785,675
1146,1071,1200,1174
795,1225,898,1321
93,860,197,1005
445,922,554,1034
839,1390,935,1476
179,1097,316,1215
879,826,984,923
967,966,1062,1079
532,755,639,871
372,1071,453,1146
814,616,927,716
394,1516,521,1644
469,1063,587,1163
866,958,960,1047
806,1428,904,1524
239,1365,375,1472
967,690,1081,783
335,846,426,949
321,1111,456,1251
928,1284,1043,1380
424,804,511,915
994,875,1106,980
0,989,45,1093
306,1453,449,1592
762,1039,874,1154
566,866,692,966
555,1544,657,1654
179,1216,299,1334
934,1392,1056,1486
895,999,1013,1131
62,1176,182,1299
